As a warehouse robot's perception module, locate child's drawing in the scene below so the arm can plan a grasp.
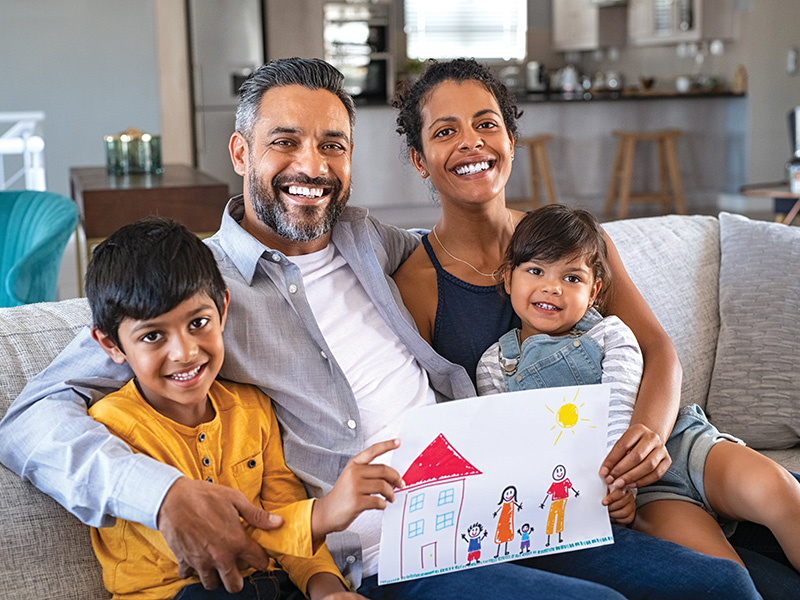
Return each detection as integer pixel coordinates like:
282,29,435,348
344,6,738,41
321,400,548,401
397,433,482,578
540,464,580,546
492,485,523,557
378,385,614,585
462,522,488,564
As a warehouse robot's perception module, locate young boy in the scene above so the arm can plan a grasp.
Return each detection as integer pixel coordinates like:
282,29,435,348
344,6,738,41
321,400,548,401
85,217,400,600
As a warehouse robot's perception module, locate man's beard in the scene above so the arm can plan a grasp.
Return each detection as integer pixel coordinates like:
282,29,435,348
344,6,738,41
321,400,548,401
248,169,350,243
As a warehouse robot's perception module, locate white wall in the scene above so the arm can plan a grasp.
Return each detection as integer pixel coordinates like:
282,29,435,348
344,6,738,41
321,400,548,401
0,0,162,198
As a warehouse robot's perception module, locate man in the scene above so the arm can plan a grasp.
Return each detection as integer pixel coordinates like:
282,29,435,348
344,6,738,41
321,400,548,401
0,58,763,599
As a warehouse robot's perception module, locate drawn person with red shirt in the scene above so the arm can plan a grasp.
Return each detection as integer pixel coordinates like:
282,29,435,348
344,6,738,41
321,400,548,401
540,464,580,547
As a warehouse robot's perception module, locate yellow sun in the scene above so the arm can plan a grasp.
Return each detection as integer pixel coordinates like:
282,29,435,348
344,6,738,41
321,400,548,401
546,389,595,445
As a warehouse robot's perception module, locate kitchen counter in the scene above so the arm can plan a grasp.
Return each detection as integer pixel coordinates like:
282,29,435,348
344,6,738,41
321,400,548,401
518,88,745,103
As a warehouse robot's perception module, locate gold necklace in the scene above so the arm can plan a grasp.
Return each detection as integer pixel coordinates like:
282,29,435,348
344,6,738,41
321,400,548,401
431,210,514,280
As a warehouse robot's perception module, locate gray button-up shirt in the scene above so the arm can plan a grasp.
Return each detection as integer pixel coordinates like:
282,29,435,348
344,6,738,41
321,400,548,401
0,197,475,588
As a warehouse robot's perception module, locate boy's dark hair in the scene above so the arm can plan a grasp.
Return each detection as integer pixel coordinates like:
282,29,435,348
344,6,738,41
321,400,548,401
85,217,227,349
393,58,522,157
503,205,612,311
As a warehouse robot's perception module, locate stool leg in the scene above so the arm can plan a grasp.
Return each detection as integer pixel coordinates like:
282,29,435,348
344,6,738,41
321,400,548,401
617,138,636,219
605,140,624,217
664,137,687,214
526,143,541,208
535,143,557,205
657,138,671,214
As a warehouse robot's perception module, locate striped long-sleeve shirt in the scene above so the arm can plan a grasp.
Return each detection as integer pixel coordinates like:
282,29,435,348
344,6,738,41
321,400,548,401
475,315,643,450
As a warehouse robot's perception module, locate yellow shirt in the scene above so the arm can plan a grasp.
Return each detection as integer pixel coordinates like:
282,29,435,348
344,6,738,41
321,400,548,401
88,379,345,600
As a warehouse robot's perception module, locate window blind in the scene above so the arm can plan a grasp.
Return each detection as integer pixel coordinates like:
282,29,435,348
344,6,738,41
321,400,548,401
404,0,527,61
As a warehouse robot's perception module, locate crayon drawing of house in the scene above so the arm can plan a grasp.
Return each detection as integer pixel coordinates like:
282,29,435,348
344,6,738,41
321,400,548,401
398,433,482,577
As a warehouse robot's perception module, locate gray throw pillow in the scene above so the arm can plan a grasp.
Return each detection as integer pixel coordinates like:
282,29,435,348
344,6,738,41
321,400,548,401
706,212,800,449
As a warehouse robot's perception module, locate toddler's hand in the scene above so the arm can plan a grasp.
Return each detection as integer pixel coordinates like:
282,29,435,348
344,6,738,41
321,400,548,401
599,423,671,490
311,439,403,538
602,485,636,525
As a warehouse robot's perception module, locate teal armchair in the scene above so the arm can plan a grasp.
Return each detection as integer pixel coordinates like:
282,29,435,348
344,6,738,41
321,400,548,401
0,190,79,307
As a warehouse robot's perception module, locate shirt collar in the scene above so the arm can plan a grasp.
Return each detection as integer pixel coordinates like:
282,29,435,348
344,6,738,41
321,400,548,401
216,195,370,285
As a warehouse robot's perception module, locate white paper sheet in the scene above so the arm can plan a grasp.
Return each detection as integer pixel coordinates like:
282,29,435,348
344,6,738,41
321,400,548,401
378,384,614,584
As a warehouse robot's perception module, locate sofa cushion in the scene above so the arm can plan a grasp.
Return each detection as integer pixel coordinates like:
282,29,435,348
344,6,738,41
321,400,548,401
706,212,800,450
603,215,721,412
0,298,108,599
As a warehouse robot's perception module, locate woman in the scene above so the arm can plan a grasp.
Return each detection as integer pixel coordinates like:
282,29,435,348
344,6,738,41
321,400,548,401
391,58,797,598
392,58,677,492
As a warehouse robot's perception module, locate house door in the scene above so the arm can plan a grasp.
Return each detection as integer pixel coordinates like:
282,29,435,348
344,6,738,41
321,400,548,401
421,541,437,570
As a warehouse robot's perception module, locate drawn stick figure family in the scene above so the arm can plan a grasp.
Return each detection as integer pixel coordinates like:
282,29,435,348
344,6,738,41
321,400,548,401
463,465,580,564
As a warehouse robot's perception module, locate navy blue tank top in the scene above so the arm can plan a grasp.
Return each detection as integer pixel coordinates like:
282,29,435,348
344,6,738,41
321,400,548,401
421,234,521,386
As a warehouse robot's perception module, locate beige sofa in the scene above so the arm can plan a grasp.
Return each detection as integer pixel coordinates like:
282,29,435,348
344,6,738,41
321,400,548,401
1,212,799,599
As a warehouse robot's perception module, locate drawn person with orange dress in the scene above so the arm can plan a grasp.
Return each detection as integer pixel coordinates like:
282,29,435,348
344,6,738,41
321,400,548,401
540,464,580,547
492,484,523,557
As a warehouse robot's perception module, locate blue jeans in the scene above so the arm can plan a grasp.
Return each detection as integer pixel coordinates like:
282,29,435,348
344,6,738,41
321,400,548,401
358,562,625,600
517,525,762,600
173,570,304,600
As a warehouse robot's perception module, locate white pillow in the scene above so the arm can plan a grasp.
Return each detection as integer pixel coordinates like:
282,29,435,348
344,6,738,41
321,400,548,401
706,212,800,449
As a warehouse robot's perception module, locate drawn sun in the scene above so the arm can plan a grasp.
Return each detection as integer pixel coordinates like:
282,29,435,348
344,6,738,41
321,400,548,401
546,389,595,445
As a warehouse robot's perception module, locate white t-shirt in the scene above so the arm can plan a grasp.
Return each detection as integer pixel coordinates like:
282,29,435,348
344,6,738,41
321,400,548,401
291,242,437,576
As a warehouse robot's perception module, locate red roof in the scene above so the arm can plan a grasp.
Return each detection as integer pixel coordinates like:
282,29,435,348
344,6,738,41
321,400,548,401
401,433,482,489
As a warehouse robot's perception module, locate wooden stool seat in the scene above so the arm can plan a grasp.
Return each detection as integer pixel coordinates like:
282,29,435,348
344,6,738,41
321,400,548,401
604,129,687,219
516,135,557,208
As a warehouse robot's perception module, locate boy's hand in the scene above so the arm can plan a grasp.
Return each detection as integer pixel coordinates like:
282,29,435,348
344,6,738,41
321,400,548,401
307,572,368,600
602,485,636,525
311,439,403,538
158,477,282,592
599,423,671,490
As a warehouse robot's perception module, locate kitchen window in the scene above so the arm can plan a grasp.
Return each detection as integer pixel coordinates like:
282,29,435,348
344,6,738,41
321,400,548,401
404,0,527,61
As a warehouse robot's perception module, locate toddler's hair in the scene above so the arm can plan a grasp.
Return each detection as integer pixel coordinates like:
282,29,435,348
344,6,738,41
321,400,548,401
85,217,227,349
503,205,611,311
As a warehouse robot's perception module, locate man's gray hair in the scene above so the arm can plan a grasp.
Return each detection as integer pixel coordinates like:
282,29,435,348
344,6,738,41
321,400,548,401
235,57,356,143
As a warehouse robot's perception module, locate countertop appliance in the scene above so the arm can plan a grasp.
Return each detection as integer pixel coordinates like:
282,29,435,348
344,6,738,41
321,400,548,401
188,0,265,196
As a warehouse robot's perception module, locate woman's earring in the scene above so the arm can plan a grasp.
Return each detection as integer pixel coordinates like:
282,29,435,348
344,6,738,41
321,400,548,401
421,170,427,177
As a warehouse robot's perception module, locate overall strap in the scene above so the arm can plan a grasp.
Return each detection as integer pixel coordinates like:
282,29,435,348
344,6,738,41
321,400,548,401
498,328,522,380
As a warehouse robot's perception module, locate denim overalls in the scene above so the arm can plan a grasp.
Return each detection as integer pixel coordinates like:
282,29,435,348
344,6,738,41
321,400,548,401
499,308,605,392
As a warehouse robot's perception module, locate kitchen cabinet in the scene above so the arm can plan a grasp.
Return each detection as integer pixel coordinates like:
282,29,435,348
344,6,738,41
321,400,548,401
628,0,739,46
552,0,627,52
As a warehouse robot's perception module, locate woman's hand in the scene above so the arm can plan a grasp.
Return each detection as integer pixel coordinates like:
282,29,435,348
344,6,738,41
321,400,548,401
602,485,636,525
599,423,671,490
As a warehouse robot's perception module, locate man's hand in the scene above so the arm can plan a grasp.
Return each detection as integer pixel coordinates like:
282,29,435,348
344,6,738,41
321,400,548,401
158,477,282,592
599,423,671,490
602,485,636,525
311,439,403,538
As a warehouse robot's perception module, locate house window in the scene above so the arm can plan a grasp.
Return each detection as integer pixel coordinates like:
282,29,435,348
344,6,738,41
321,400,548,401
437,488,455,506
409,493,425,512
404,0,527,61
408,519,425,538
435,511,455,531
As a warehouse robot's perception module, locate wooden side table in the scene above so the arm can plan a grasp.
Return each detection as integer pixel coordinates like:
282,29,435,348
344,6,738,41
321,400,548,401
70,164,230,294
738,181,800,224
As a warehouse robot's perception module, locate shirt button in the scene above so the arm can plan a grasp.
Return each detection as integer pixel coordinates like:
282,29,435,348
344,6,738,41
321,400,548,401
202,457,211,466
198,433,206,442
248,459,257,468
288,284,298,294
573,340,581,348
346,555,356,564
271,252,281,262
321,350,328,360
346,419,357,430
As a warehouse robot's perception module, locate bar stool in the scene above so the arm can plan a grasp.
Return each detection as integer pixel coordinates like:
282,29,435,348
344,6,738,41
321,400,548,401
515,135,557,208
604,129,687,219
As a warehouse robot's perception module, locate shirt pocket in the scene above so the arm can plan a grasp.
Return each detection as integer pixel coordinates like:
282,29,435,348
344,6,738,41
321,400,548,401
231,452,262,501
